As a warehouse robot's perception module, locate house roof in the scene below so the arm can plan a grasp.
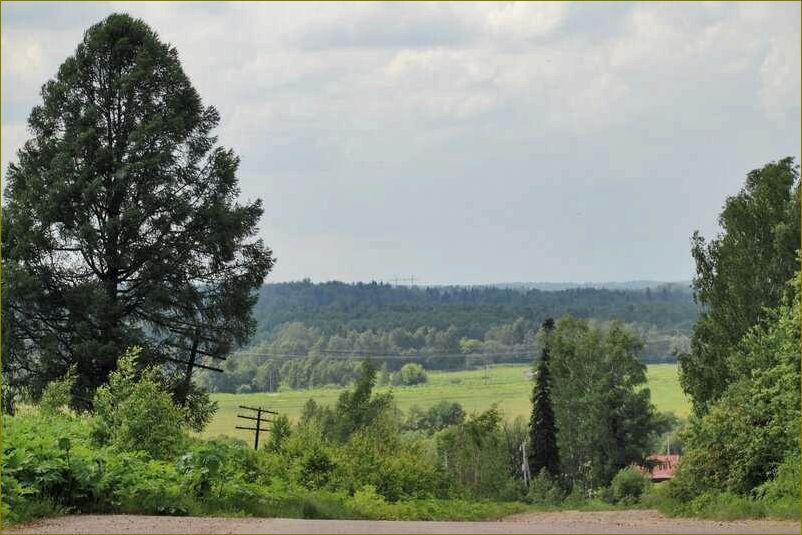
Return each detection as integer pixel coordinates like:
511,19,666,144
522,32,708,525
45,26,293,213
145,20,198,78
642,454,681,481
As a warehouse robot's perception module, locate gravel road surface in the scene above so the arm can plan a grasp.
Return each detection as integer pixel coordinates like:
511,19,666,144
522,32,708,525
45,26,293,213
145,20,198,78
4,510,800,534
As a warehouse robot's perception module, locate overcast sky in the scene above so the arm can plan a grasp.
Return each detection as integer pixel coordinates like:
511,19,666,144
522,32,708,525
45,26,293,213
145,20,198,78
2,2,800,285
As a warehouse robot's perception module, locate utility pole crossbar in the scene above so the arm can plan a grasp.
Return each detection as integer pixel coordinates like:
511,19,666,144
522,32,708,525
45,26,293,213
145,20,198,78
234,405,276,450
236,414,272,422
239,405,278,414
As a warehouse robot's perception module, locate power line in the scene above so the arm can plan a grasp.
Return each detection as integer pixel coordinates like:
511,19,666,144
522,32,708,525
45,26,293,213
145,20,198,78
227,349,537,362
269,346,537,355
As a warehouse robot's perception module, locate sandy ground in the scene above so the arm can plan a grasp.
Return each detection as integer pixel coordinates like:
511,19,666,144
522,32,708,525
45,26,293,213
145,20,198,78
4,510,800,534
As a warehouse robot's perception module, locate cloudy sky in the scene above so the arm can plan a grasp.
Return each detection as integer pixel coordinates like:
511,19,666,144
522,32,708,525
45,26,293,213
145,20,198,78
2,2,800,285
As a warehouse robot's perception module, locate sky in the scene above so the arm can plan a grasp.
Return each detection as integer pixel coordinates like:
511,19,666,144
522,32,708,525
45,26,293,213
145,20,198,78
2,2,800,285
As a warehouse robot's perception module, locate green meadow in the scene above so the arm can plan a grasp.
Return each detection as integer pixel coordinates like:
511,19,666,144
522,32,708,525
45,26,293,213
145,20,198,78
203,363,689,440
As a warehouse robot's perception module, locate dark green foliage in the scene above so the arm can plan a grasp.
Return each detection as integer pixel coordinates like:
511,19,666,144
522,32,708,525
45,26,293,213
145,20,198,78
754,453,800,510
251,282,696,344
1,13,274,410
528,319,560,480
654,159,801,521
334,429,445,502
680,157,800,414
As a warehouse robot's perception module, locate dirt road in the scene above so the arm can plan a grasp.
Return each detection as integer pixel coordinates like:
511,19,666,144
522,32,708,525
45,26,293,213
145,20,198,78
4,510,800,534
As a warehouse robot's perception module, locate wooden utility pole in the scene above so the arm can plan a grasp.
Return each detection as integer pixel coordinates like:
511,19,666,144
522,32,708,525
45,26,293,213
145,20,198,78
521,441,532,488
235,405,278,450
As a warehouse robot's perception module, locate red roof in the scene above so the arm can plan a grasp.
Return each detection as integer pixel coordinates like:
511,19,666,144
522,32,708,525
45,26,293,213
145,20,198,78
641,454,681,481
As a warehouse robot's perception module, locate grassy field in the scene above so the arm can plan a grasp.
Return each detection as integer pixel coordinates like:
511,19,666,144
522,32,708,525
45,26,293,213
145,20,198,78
202,363,689,440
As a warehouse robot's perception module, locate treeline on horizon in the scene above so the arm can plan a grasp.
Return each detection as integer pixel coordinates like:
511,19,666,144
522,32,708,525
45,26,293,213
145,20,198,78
251,281,696,342
198,282,698,393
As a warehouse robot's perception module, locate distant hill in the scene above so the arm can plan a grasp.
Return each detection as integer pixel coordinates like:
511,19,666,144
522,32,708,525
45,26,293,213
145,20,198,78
250,280,698,344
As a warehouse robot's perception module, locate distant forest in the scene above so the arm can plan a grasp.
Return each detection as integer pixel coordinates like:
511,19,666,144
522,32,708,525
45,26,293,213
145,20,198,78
251,280,698,341
199,281,698,393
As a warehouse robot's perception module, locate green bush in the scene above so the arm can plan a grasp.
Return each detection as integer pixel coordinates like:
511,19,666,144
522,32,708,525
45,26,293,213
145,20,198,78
344,486,523,521
406,401,465,433
334,429,444,501
754,452,800,504
611,465,651,504
392,363,428,386
527,469,564,505
93,347,186,459
39,366,77,415
673,287,800,498
349,485,388,518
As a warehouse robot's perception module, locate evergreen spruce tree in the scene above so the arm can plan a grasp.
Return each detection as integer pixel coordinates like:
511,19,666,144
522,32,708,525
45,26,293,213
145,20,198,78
528,318,560,479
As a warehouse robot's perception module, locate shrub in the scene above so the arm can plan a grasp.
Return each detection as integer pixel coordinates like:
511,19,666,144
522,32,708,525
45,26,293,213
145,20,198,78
527,469,564,505
611,465,651,504
93,347,186,459
686,491,768,520
2,408,524,526
405,402,465,433
392,363,428,386
267,415,292,453
435,407,513,499
754,453,801,520
39,366,77,415
754,452,800,503
299,447,336,490
673,288,800,498
349,485,388,518
106,454,191,516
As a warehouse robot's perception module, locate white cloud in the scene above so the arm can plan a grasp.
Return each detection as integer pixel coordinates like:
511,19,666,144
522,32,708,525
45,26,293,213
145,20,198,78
759,20,801,122
484,1,570,41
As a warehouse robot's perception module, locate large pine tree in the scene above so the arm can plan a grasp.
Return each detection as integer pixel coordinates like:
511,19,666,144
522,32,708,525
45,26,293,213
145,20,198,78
2,14,274,412
528,318,560,480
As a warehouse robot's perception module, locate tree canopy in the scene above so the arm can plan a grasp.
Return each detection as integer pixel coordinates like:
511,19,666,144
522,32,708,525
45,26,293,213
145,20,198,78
548,317,657,490
2,13,274,409
679,157,799,413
